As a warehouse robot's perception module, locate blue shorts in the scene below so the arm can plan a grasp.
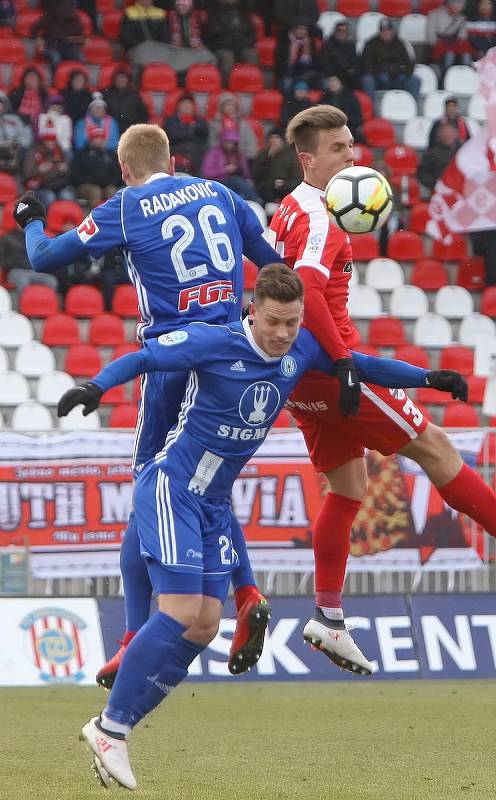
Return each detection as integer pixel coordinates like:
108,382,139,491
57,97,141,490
134,459,237,601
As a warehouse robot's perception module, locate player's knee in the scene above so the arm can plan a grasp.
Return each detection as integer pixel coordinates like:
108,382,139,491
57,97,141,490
187,619,219,646
415,422,453,459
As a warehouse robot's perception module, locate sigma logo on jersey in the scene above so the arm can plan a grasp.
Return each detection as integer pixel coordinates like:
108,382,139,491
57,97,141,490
77,214,99,243
158,330,188,346
239,381,281,426
178,279,235,312
280,355,297,377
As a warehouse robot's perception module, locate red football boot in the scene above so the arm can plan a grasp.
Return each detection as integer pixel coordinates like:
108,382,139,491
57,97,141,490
96,631,136,690
228,586,271,675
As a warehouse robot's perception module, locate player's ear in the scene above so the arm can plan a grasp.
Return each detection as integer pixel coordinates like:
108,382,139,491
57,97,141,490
169,155,176,176
248,300,255,320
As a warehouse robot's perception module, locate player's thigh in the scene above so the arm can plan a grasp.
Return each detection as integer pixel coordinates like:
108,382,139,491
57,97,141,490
133,369,189,472
202,498,236,605
399,421,463,486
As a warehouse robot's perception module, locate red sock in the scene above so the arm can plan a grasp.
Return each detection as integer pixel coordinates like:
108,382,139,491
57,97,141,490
234,584,260,612
438,463,496,536
314,492,362,608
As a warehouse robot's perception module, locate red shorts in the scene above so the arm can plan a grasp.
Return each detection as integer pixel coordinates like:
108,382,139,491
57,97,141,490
287,372,428,474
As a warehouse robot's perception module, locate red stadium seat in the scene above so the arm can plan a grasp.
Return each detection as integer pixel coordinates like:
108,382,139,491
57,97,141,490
0,200,17,233
349,233,379,261
378,0,412,14
46,200,85,233
15,11,41,37
387,230,425,261
251,90,284,122
467,375,486,404
354,343,379,355
19,285,59,318
336,0,368,15
54,61,91,91
368,316,406,347
419,0,443,12
112,285,138,317
77,9,94,35
112,343,141,359
362,118,396,147
185,63,222,94
411,259,448,290
256,37,276,68
243,259,257,291
431,235,468,262
273,408,293,427
251,12,265,40
205,92,222,119
41,313,81,346
390,175,421,208
109,403,138,428
416,386,451,405
384,145,417,176
395,344,430,369
64,344,102,376
100,384,127,404
141,63,178,92
88,313,126,346
245,117,266,151
442,402,480,427
140,90,162,123
439,345,474,376
409,203,430,234
481,286,496,317
228,63,265,94
0,38,26,64
352,143,374,167
0,173,17,204
82,37,113,65
102,11,123,40
456,257,485,291
65,285,104,317
354,91,374,122
97,0,118,12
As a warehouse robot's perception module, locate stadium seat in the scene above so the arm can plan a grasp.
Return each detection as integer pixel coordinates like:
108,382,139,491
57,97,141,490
64,344,102,376
272,408,294,428
413,64,437,95
390,285,428,318
483,377,496,416
399,14,429,44
0,311,33,347
0,200,16,234
383,145,417,176
112,285,138,317
15,341,56,377
112,343,141,359
365,257,404,290
468,94,485,123
439,345,474,376
432,235,468,262
251,90,284,123
411,259,448,290
46,200,85,233
456,257,485,292
98,62,130,91
419,0,444,12
0,346,7,373
15,10,41,37
59,407,101,430
41,313,81,346
141,63,178,92
352,143,374,167
378,0,411,15
88,313,126,346
65,285,104,317
413,313,452,347
380,91,417,123
256,37,276,68
349,233,379,261
102,10,123,40
11,401,53,431
347,285,382,318
82,37,113,65
474,335,496,376
19,285,59,317
54,61,91,91
480,287,496,317
390,174,421,208
416,386,451,405
0,39,26,87
403,116,431,149
444,65,478,96
336,0,368,14
36,371,76,405
0,173,17,204
395,344,430,369
423,90,451,120
354,91,374,122
0,371,30,405
355,343,379,356
228,63,264,94
109,403,138,428
362,118,396,147
409,203,430,234
434,285,473,318
459,313,496,347
11,61,51,91
368,316,406,347
100,384,127,405
76,9,93,36
0,286,11,315
467,374,486,403
246,117,266,151
185,63,222,94
317,11,346,37
442,402,480,427
356,12,385,40
387,231,425,261
243,259,257,291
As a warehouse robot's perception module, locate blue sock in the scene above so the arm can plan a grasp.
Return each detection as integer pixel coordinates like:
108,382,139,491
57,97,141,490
130,637,204,727
104,611,187,727
120,511,152,632
230,512,255,590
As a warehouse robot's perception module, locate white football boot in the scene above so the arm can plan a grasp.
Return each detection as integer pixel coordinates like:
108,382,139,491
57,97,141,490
81,717,137,791
303,608,373,675
92,756,113,788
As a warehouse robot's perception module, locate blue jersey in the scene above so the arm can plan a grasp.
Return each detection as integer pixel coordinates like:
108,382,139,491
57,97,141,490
91,320,429,499
25,173,281,340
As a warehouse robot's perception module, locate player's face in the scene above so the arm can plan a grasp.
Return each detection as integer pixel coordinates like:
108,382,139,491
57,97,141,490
302,126,354,189
251,298,303,357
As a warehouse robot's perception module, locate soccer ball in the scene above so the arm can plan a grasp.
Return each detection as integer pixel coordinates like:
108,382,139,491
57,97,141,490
324,166,393,234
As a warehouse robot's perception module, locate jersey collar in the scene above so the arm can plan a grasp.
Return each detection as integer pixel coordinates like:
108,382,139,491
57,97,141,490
242,317,281,362
145,172,170,183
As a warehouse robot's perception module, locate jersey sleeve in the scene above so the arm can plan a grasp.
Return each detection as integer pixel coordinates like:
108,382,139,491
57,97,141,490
223,186,283,267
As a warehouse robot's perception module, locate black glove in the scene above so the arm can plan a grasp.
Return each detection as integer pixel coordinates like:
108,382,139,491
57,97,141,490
13,191,46,229
426,370,468,401
334,357,361,416
57,382,103,418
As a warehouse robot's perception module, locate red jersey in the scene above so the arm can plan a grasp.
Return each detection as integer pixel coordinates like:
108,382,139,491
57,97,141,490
269,181,361,361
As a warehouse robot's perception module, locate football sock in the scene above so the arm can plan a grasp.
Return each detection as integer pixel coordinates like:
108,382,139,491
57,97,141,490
120,511,152,632
313,492,362,609
230,512,256,590
129,637,204,727
319,606,344,622
437,463,496,536
104,611,187,727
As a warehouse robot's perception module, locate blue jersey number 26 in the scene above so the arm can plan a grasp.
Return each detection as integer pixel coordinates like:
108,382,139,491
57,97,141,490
162,205,236,283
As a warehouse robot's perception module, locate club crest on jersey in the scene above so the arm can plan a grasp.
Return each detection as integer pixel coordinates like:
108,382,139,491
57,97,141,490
343,261,353,273
239,381,280,426
19,607,87,683
308,234,323,254
77,214,99,243
158,330,188,346
280,355,297,377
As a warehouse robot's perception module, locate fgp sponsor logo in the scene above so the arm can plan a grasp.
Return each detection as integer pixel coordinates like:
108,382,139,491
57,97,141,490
178,279,235,312
239,382,281,426
158,330,188,346
280,355,297,378
77,214,99,243
20,607,87,683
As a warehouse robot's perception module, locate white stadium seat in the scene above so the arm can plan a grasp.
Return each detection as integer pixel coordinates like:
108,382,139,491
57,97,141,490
365,258,404,291
347,284,382,318
0,346,8,374
468,94,485,123
399,14,428,45
247,201,268,230
423,90,451,120
318,11,346,38
403,116,432,149
459,313,496,346
414,64,437,96
0,286,11,315
434,286,473,319
356,12,385,42
14,341,56,377
0,411,4,428
390,285,428,319
380,90,417,123
0,312,33,347
483,377,496,416
58,407,101,430
413,313,452,347
36,371,76,405
0,371,30,405
444,65,478,96
11,401,53,431
474,336,496,377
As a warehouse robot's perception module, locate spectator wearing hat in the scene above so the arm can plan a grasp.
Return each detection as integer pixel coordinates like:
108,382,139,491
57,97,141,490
102,69,148,135
38,94,73,154
31,0,85,69
74,92,120,150
70,126,122,206
208,93,258,160
321,76,364,141
201,129,261,202
119,0,170,66
62,70,93,125
252,127,301,210
0,91,32,173
275,22,321,97
428,96,470,146
8,66,48,129
361,18,421,102
427,0,472,73
164,94,209,173
22,130,75,207
319,21,360,89
281,80,314,126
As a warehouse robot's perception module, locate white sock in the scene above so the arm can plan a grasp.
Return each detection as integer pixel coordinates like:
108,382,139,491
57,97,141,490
100,712,131,737
319,606,344,621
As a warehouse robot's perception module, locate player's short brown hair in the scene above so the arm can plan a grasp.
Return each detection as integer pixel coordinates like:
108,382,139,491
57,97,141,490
117,124,170,179
255,264,304,305
286,105,348,153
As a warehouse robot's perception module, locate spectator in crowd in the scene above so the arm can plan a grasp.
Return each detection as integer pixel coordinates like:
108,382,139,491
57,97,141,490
32,0,85,69
102,69,149,135
23,130,75,207
427,0,472,73
201,129,261,201
428,96,470,146
275,23,321,96
465,0,496,57
470,228,496,286
163,0,216,74
70,126,122,206
56,247,130,310
38,94,73,155
361,18,421,102
0,0,15,27
62,70,93,125
164,94,209,172
274,0,320,35
251,127,301,208
418,122,460,189
74,93,120,150
9,67,48,129
208,93,258,160
0,221,58,298
319,21,360,89
281,80,314,126
321,75,364,141
0,91,32,173
119,0,169,65
203,0,258,86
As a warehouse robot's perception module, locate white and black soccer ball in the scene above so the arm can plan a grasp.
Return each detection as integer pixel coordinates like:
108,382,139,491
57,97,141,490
324,166,393,234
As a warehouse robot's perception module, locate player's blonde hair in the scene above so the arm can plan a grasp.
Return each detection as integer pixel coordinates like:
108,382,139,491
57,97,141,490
117,124,171,179
255,264,304,305
286,105,348,154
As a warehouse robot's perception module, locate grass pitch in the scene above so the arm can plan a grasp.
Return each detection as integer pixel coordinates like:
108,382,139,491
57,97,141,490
0,680,494,800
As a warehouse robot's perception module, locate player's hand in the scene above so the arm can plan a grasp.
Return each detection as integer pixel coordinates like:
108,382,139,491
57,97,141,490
426,370,468,401
57,382,103,418
334,357,361,416
13,191,46,229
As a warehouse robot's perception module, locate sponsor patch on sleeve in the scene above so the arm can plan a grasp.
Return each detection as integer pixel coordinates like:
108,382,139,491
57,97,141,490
77,214,99,243
158,331,188,346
